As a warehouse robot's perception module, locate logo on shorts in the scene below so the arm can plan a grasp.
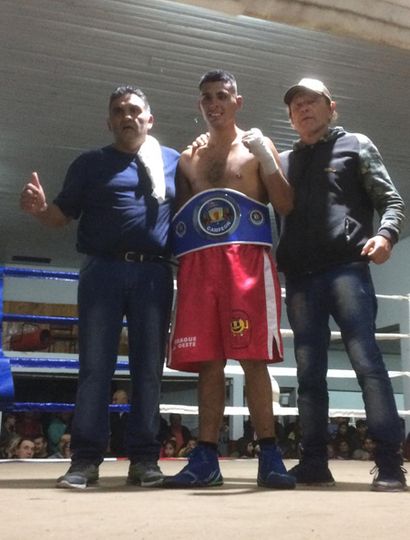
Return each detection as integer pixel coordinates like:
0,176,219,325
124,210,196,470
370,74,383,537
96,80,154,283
173,336,197,349
196,195,240,237
231,317,249,335
230,310,251,348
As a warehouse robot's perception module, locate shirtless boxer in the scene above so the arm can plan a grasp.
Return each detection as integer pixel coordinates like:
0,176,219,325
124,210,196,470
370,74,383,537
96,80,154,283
164,70,295,489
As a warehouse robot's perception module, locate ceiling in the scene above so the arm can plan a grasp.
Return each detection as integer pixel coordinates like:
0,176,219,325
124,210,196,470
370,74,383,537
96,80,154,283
1,0,409,269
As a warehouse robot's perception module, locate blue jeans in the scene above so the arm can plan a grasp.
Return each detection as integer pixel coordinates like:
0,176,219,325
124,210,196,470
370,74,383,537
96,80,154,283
71,256,173,464
285,262,402,461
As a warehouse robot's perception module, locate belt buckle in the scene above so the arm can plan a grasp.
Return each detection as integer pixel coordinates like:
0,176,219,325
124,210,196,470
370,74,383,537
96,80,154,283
124,251,141,262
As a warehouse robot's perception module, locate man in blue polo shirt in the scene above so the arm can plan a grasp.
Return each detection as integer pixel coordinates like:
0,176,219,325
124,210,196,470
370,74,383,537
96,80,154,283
20,85,179,489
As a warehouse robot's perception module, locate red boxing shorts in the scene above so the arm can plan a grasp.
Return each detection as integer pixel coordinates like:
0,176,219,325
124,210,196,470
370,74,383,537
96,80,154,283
168,244,283,373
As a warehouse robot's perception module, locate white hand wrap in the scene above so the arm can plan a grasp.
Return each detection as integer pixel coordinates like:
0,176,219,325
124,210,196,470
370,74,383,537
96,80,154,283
242,128,279,175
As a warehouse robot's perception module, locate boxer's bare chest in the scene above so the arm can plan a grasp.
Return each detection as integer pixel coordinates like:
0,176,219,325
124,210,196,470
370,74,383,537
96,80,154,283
189,143,258,193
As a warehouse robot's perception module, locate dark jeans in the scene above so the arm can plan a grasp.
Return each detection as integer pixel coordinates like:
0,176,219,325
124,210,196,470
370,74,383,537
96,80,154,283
285,262,402,461
71,256,173,464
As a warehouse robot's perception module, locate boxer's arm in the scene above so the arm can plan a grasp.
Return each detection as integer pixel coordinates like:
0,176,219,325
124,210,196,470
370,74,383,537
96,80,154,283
262,139,294,216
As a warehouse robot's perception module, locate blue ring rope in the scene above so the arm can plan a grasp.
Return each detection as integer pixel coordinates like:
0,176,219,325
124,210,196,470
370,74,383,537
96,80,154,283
2,403,131,413
3,267,78,281
7,356,130,370
3,314,79,325
1,266,127,407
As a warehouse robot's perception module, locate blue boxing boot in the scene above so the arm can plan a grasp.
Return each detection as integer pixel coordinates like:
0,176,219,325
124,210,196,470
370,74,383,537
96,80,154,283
163,444,223,488
257,443,296,489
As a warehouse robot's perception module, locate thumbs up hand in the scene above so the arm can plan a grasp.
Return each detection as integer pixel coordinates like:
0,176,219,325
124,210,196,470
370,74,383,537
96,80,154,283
20,172,48,214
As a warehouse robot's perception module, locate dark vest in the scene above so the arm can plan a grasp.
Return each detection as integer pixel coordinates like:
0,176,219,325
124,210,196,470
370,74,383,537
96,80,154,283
277,130,373,277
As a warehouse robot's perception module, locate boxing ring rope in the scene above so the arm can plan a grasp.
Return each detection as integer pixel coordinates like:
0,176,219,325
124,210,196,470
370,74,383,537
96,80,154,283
1,266,410,424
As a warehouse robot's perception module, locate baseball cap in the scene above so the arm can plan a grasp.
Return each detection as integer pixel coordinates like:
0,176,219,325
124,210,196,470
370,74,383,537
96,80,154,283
284,78,332,105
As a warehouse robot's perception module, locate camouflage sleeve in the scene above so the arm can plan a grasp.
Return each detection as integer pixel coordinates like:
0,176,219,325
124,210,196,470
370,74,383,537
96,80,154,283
356,133,405,243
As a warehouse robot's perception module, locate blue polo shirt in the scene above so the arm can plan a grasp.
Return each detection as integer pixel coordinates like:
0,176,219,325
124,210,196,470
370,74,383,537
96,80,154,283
54,144,179,257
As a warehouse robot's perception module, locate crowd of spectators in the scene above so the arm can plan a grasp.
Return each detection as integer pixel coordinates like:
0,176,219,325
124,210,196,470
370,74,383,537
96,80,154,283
235,416,410,462
2,408,410,463
0,411,73,459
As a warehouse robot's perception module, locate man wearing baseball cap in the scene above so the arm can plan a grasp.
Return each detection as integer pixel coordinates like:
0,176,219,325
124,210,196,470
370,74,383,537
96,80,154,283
283,77,332,105
276,78,407,491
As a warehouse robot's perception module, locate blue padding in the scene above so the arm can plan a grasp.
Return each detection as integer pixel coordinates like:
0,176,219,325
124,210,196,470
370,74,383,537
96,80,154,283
0,356,15,402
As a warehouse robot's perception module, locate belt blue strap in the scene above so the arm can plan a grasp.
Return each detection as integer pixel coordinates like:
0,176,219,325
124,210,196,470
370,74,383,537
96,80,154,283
172,188,272,257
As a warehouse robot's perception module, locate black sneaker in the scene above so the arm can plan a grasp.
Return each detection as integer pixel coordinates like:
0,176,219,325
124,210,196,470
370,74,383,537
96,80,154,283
371,463,407,492
127,462,164,487
289,459,335,486
56,461,99,489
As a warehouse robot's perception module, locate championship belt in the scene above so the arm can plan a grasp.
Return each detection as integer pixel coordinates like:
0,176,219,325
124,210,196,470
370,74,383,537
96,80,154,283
172,188,272,258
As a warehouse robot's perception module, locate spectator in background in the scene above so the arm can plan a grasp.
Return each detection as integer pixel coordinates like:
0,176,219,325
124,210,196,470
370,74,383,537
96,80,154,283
331,420,350,441
353,437,376,461
49,434,72,459
109,389,129,457
160,438,177,458
218,418,230,457
47,412,72,455
281,420,301,459
178,438,198,458
15,412,43,439
8,436,35,459
112,389,129,405
166,414,192,454
0,433,19,458
158,415,169,446
334,439,351,460
243,418,256,443
33,434,50,458
332,421,357,448
328,416,349,439
0,413,17,447
350,419,369,451
231,438,260,459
